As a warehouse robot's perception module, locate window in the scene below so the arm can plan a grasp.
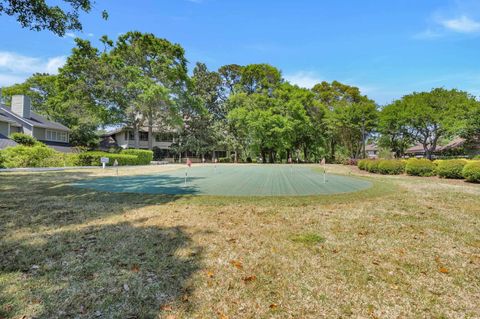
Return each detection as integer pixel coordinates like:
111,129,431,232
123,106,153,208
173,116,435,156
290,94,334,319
155,133,174,142
124,130,134,140
46,130,68,142
139,132,149,141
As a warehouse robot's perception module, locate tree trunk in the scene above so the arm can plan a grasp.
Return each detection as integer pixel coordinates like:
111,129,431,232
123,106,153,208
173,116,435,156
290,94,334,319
134,125,140,149
330,139,335,161
147,111,153,150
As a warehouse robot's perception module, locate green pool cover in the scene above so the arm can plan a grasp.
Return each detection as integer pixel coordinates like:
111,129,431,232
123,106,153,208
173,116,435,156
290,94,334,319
72,165,372,196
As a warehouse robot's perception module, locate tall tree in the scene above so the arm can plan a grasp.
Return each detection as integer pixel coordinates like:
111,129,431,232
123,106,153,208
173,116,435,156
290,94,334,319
312,81,373,160
0,0,107,36
393,88,477,159
110,31,189,148
378,100,413,158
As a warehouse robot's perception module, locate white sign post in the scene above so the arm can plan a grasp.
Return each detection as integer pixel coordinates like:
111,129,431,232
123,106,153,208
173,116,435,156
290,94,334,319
113,159,119,176
101,157,109,169
321,158,326,183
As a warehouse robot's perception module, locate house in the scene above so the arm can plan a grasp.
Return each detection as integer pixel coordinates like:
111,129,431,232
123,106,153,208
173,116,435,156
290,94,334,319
365,143,379,159
101,127,176,151
405,137,480,158
0,95,73,152
101,126,229,162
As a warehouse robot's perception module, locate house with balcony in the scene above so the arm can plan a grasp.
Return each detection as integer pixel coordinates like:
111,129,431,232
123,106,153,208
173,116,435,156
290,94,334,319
101,127,176,150
100,126,230,162
0,95,73,152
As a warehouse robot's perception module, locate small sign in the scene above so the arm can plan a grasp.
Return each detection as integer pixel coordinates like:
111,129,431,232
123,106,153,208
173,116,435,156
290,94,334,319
101,157,110,164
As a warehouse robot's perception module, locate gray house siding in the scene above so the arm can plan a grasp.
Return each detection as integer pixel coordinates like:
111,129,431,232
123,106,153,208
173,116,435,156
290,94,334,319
0,121,9,136
33,127,46,140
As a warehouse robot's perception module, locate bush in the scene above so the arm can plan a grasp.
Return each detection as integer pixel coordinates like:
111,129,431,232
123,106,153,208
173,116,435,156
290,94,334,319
10,133,41,146
122,149,153,165
405,158,436,176
436,159,467,179
1,145,62,168
377,160,406,175
218,157,231,163
0,151,5,168
366,160,380,173
76,151,139,166
358,159,373,171
345,158,358,166
462,161,480,183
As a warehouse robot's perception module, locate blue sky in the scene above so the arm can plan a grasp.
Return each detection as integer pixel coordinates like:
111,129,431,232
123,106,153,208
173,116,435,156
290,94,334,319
1,0,480,104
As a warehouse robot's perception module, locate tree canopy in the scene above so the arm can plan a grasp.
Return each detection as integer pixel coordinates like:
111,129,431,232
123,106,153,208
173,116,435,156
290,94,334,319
1,32,479,161
0,0,107,36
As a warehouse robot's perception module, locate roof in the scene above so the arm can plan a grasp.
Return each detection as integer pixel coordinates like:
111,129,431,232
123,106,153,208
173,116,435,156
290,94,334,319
0,133,18,149
365,143,378,151
99,136,119,150
0,109,17,124
102,126,178,137
406,144,427,153
0,105,70,131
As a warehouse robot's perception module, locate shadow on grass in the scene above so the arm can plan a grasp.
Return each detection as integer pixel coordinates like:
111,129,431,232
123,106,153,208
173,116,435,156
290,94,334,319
0,172,203,317
0,172,196,229
72,174,204,195
0,221,202,318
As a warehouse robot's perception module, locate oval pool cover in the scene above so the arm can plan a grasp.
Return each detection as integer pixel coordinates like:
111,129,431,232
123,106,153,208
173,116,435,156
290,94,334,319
72,165,372,196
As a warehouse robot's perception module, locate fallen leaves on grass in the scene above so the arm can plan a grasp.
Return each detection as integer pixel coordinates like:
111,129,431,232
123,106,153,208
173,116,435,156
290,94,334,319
439,267,449,274
131,264,140,272
229,260,243,269
243,275,257,283
269,303,278,309
161,304,173,311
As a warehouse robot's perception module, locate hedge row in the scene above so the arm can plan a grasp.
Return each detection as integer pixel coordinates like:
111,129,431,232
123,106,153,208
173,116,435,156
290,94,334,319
358,159,406,175
0,146,154,168
122,149,153,165
357,158,480,182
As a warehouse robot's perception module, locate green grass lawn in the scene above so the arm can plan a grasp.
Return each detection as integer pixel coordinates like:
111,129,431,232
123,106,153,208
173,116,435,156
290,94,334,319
1,165,479,318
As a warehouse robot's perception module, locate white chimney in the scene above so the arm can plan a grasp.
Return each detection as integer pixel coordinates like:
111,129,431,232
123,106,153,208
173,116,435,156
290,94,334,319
11,95,31,119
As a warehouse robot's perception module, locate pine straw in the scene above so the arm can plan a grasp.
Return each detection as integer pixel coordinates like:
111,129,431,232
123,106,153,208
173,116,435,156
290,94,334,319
0,165,479,318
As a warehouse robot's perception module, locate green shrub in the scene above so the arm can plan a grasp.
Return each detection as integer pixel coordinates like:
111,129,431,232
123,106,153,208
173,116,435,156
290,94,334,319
357,159,370,170
377,160,406,175
10,133,41,146
436,159,467,179
462,161,480,183
122,149,153,165
366,160,380,173
0,150,5,168
76,151,139,166
405,158,436,176
218,157,231,163
1,145,62,168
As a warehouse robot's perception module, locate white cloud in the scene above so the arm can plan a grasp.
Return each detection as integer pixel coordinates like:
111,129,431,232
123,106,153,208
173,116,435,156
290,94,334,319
0,52,66,74
65,32,76,38
284,71,322,89
439,15,480,33
0,51,66,86
413,29,443,39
